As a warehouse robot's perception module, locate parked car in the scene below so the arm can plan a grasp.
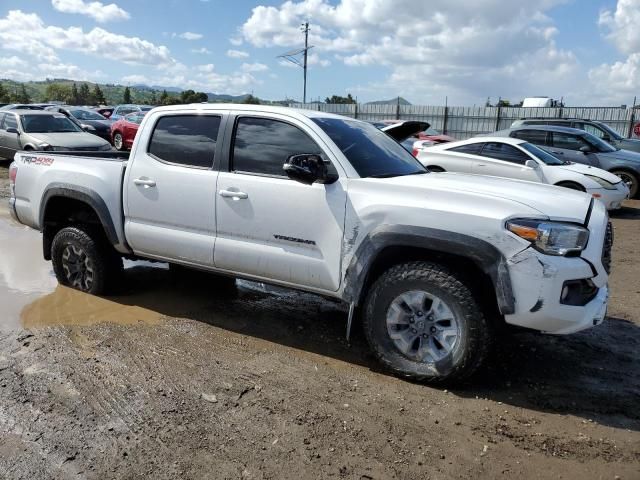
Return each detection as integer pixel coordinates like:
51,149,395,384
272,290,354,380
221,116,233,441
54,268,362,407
511,118,640,153
46,106,112,142
0,110,111,159
493,125,640,198
110,104,154,121
0,104,44,111
9,104,611,384
413,136,629,210
111,111,146,150
93,106,114,119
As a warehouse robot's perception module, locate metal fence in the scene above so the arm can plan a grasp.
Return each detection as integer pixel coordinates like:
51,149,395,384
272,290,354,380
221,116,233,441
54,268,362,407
291,103,638,140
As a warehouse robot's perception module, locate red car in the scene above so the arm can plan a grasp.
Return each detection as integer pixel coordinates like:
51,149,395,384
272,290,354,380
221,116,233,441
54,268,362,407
111,111,146,151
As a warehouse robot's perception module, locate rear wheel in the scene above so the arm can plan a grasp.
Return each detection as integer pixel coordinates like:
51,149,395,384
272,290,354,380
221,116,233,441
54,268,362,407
113,132,125,151
610,170,638,198
51,226,123,295
363,261,491,384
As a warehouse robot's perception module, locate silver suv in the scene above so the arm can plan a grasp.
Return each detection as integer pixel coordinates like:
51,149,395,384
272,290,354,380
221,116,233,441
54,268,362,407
511,118,640,153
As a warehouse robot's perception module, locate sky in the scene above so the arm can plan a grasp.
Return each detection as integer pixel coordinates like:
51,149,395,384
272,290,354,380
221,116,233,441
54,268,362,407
0,0,638,106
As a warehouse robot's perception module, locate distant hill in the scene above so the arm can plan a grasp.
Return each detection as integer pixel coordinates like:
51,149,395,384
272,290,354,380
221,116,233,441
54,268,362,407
366,97,412,105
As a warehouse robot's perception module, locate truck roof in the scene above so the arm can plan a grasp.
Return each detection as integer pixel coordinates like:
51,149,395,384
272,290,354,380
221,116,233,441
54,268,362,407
150,103,351,121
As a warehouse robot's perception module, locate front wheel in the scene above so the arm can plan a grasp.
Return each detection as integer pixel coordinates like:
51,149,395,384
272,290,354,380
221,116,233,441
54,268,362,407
113,132,125,151
51,226,123,295
610,170,638,198
363,261,492,384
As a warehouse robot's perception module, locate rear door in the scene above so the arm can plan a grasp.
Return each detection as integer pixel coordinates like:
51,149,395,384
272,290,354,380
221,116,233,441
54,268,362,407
124,112,225,265
549,131,598,166
214,113,347,291
473,142,541,182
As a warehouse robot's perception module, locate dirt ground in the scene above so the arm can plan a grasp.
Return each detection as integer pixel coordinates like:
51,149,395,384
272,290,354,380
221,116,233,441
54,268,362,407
0,161,638,479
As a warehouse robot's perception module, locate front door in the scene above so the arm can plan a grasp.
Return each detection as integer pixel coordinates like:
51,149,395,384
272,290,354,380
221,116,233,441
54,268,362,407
124,113,224,265
549,132,599,167
473,141,542,182
214,114,347,292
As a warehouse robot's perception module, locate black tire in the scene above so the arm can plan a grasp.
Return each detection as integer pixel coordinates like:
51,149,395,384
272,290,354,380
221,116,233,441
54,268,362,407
51,226,123,295
113,132,125,151
610,169,638,198
363,261,492,384
555,181,585,192
427,166,445,173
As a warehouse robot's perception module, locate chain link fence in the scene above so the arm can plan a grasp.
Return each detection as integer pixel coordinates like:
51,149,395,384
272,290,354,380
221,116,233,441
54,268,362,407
291,103,638,140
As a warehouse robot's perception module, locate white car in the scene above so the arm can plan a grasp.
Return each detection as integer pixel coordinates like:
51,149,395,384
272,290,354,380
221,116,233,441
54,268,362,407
413,136,629,210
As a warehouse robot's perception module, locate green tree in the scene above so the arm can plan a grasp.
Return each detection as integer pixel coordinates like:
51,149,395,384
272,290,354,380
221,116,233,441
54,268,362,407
79,83,91,105
92,84,106,105
45,83,72,102
180,89,208,103
159,89,169,105
243,94,260,105
0,83,11,103
14,84,31,103
324,93,355,104
70,83,80,104
149,91,157,105
123,86,132,103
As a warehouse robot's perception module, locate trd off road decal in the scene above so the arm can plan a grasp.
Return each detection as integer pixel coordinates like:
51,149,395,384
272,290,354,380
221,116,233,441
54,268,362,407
22,155,54,166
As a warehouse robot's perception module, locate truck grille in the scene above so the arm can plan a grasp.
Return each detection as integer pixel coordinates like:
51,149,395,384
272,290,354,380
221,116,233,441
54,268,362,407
601,221,613,274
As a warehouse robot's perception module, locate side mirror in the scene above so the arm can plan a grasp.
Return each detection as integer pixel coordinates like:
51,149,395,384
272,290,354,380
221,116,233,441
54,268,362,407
283,154,338,185
579,146,591,154
6,127,18,134
524,159,538,169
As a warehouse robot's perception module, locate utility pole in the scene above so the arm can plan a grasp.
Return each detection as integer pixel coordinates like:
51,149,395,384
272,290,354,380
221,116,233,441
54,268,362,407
277,21,314,104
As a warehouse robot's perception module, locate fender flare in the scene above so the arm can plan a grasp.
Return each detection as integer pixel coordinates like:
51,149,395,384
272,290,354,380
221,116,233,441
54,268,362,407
40,183,120,247
343,225,515,315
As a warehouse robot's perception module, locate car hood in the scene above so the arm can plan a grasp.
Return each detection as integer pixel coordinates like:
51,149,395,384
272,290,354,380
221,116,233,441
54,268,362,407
601,148,640,163
554,162,622,184
360,172,592,223
79,119,112,130
29,132,111,148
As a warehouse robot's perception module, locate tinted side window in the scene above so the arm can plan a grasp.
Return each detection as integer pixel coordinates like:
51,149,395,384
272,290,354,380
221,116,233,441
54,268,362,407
148,115,220,168
448,143,483,155
4,114,18,130
575,123,606,139
479,142,529,164
511,129,547,145
551,132,588,151
232,117,322,176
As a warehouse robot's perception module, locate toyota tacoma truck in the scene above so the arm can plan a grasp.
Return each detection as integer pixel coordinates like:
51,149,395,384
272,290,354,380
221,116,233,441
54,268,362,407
7,104,612,383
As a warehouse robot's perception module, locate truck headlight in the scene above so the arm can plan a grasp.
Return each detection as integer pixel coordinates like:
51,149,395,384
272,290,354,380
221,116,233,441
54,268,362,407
584,175,617,190
506,219,589,256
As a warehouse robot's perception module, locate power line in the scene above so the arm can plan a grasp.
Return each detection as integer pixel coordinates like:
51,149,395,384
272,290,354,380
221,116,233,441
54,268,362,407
277,21,313,103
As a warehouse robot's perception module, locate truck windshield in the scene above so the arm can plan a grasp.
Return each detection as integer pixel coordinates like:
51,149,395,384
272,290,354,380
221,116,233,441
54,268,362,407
21,114,82,133
312,117,427,178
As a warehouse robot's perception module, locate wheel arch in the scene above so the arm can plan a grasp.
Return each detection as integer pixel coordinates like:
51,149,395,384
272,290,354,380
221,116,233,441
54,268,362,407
343,225,515,316
40,185,120,260
554,180,586,191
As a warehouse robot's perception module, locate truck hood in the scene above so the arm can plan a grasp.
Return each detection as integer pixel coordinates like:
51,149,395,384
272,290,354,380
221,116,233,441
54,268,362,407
554,162,622,184
367,172,592,222
29,132,110,148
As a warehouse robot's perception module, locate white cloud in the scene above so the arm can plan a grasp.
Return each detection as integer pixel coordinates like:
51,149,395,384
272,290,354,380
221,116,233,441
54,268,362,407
175,31,203,41
0,10,173,66
241,62,268,72
0,55,27,69
598,0,640,55
121,74,149,84
229,36,243,46
198,64,215,73
227,49,249,58
192,47,212,54
51,0,130,23
240,0,580,104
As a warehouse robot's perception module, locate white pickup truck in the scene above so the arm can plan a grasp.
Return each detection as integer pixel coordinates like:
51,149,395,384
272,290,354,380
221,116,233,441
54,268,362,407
8,104,612,383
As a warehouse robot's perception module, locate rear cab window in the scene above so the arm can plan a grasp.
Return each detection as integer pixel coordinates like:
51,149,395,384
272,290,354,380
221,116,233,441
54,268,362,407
148,114,221,168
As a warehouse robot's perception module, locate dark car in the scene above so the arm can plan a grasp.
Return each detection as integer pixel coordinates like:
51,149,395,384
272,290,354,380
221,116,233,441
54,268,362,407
46,106,112,142
0,104,45,111
494,125,640,197
511,118,640,154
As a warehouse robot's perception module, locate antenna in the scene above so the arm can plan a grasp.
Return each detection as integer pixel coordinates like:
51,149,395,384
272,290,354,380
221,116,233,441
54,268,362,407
277,21,313,103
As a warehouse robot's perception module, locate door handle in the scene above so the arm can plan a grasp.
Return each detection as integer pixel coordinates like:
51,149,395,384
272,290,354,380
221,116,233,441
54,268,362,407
133,178,156,188
219,189,248,200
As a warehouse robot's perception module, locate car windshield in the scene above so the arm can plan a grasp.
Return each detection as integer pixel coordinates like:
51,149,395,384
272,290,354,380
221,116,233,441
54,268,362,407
312,117,427,178
21,114,81,133
71,109,106,120
520,142,565,165
582,131,618,152
594,122,623,141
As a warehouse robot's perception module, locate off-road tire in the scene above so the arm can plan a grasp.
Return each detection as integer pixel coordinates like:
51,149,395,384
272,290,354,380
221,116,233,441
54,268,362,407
363,261,492,384
610,169,638,198
51,226,123,295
